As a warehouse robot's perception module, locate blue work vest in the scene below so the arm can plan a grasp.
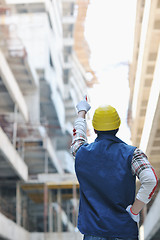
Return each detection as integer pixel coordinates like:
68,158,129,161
75,133,138,239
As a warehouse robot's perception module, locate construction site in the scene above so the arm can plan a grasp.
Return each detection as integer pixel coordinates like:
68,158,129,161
0,0,159,240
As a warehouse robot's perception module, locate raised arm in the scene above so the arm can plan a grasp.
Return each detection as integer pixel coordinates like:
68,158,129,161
70,97,91,157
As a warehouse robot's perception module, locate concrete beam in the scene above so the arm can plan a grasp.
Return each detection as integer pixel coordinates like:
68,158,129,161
140,46,160,155
143,191,160,240
0,212,29,240
0,212,82,240
0,50,29,122
0,127,28,181
37,173,78,187
43,138,64,174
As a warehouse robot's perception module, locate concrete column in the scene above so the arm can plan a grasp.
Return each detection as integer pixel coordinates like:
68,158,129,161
25,56,39,88
22,198,27,229
16,182,21,226
44,151,48,174
17,139,25,160
66,201,71,232
12,104,18,148
24,89,40,124
48,190,53,232
72,184,77,227
53,206,57,232
57,189,62,232
44,184,48,233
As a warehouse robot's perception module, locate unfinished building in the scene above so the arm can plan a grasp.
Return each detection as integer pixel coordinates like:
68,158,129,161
0,0,95,239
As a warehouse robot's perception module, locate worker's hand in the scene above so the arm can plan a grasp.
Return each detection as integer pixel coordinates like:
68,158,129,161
76,96,91,113
126,205,140,223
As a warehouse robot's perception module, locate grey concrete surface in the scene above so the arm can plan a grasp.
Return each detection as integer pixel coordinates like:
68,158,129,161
0,212,29,240
0,211,83,240
30,232,83,240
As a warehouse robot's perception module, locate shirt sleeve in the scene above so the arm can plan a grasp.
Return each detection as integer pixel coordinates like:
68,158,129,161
70,117,87,157
131,148,158,204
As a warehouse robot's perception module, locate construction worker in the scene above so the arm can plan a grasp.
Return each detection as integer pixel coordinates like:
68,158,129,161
71,99,158,240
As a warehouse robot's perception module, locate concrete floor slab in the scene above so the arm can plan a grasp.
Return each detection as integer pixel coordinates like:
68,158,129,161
30,232,83,240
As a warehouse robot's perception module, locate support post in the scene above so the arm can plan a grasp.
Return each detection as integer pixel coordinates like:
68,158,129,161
22,198,27,229
66,200,71,232
57,189,62,232
13,104,18,148
72,184,77,227
16,182,21,226
44,151,48,174
53,206,57,232
44,184,48,233
48,190,53,232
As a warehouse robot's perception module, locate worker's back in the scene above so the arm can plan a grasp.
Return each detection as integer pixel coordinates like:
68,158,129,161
75,133,138,239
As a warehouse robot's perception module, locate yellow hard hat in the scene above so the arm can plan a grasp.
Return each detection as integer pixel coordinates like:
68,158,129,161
92,105,121,131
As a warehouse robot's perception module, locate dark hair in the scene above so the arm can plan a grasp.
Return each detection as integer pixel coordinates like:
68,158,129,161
95,129,119,136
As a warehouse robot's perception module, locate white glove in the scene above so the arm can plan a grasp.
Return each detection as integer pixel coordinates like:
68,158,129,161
76,98,91,113
126,205,140,223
